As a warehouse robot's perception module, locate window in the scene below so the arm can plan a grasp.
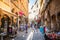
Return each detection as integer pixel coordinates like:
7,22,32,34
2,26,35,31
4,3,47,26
34,0,37,5
28,0,29,3
57,12,60,22
31,6,34,9
33,10,35,13
37,4,38,8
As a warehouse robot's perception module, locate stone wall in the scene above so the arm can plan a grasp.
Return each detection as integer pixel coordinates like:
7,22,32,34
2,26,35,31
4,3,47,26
41,0,60,31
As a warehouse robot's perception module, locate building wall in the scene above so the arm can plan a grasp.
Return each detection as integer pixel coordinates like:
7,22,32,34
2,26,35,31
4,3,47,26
30,0,40,20
2,0,29,17
0,0,19,16
0,0,11,13
13,0,28,19
40,0,60,31
19,0,28,17
46,0,60,31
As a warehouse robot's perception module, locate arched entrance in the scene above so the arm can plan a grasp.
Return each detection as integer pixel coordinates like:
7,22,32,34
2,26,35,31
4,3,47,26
47,10,51,29
1,14,10,34
57,12,60,31
51,14,57,31
44,10,51,29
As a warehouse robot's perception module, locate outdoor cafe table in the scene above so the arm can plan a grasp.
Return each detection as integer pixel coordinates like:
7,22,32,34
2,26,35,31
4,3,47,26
46,33,60,40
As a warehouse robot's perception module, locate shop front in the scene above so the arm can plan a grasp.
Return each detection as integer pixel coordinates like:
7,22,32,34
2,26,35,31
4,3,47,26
0,9,18,39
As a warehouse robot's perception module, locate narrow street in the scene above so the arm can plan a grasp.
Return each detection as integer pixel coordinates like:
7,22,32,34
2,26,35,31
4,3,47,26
14,28,45,40
15,28,33,40
0,0,60,40
32,29,45,40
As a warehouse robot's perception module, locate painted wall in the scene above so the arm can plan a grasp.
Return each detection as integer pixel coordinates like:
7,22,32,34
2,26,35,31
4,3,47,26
0,1,11,13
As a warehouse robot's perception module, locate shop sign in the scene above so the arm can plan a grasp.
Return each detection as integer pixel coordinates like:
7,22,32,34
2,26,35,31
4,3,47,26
19,11,24,16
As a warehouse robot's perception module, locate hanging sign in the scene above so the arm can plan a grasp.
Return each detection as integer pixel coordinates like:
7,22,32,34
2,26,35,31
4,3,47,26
19,11,24,16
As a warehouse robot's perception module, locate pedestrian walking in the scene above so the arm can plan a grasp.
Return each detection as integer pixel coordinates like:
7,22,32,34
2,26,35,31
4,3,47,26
20,23,24,31
25,23,28,33
32,24,36,32
39,26,45,34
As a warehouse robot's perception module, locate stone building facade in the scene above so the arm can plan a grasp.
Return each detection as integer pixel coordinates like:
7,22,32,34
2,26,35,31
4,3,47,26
40,0,60,31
